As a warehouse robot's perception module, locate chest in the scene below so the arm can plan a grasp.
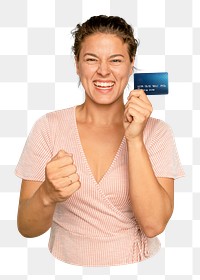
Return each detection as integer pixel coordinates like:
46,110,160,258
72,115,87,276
77,124,125,183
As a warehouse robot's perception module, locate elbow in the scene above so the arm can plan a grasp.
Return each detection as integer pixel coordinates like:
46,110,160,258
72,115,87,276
17,226,40,238
17,222,31,238
141,213,173,238
17,218,50,238
17,228,29,238
142,223,166,238
17,219,37,238
17,221,43,238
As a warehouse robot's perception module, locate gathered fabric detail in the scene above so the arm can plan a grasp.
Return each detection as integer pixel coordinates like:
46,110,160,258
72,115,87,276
131,226,150,262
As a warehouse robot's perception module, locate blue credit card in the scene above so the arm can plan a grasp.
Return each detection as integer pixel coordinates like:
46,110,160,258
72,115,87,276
134,72,168,95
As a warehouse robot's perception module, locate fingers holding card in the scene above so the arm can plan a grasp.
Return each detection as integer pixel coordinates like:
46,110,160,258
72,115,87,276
124,89,153,142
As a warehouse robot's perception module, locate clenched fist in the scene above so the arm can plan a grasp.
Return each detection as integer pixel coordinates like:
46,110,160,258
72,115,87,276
43,150,81,204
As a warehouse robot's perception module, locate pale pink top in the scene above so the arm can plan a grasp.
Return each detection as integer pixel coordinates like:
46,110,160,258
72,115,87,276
15,106,185,266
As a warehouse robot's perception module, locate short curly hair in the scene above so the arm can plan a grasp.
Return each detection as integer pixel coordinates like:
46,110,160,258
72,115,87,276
71,15,138,62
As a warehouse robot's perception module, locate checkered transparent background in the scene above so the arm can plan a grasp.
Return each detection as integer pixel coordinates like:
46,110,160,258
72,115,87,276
0,0,199,279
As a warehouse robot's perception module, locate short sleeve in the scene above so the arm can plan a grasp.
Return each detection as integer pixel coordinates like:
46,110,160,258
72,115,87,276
146,119,185,179
15,114,53,182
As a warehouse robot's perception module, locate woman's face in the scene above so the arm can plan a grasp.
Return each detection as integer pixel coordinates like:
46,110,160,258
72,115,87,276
75,33,134,105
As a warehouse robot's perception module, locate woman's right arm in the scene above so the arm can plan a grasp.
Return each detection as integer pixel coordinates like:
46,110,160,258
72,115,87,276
17,180,56,237
17,150,81,238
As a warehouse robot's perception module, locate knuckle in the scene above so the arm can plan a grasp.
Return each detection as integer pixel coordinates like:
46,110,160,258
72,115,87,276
139,89,144,94
45,169,54,180
47,173,54,181
127,107,133,114
58,149,67,157
74,173,80,180
129,101,135,107
57,150,63,157
66,155,73,164
69,157,74,165
75,180,81,189
62,154,70,162
62,156,69,165
72,164,77,173
45,161,52,171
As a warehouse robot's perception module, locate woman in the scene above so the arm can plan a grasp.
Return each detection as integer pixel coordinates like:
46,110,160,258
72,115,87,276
16,15,184,266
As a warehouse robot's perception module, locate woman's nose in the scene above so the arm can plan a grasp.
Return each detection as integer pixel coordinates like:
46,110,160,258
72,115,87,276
97,61,111,76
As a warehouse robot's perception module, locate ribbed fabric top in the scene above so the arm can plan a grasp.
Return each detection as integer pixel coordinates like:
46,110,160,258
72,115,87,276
15,106,185,266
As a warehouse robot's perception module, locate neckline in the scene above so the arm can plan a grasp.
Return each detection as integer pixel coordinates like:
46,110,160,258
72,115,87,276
72,106,126,186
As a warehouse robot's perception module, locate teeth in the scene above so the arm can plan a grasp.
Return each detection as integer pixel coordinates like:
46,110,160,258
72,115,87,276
94,82,114,88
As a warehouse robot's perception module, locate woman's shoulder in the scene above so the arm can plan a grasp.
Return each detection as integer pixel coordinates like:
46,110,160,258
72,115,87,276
30,106,74,128
144,117,173,143
146,117,171,132
45,106,75,123
31,107,75,134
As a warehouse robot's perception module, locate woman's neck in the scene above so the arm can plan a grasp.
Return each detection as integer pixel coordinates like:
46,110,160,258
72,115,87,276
76,98,125,127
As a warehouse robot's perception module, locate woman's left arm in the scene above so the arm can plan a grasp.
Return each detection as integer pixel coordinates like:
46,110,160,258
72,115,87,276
124,90,174,238
127,140,174,238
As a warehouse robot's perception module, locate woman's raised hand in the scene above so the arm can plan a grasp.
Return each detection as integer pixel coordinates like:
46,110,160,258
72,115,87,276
124,90,153,142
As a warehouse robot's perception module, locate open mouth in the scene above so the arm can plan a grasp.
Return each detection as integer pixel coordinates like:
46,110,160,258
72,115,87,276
93,81,115,89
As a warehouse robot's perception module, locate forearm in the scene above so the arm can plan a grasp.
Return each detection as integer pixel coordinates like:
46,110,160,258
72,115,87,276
127,139,173,237
17,182,56,238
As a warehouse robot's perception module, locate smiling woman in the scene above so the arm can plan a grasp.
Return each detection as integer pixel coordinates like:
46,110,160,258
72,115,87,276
75,33,134,104
15,15,185,267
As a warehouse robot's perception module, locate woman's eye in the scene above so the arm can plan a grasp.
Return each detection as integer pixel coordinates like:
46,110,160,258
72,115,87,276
110,59,122,65
86,58,98,64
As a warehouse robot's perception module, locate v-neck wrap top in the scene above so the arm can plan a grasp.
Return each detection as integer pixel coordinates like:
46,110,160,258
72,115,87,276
15,106,185,266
